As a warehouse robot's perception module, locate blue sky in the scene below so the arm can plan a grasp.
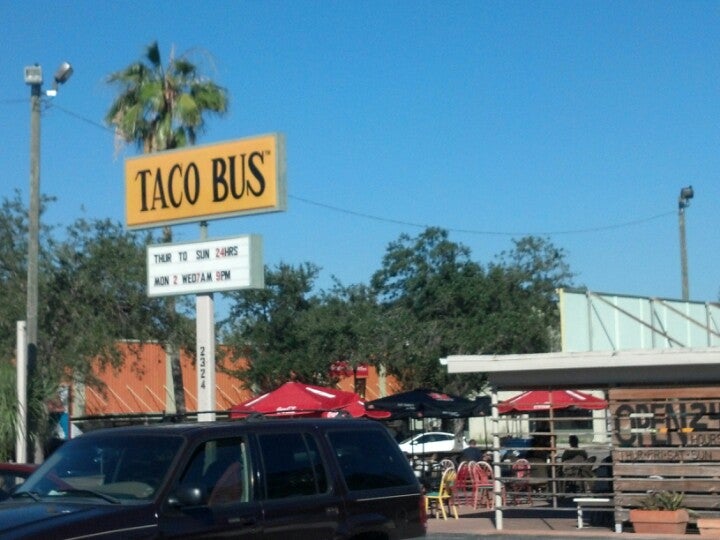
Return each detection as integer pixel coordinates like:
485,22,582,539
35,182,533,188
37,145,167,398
2,1,719,303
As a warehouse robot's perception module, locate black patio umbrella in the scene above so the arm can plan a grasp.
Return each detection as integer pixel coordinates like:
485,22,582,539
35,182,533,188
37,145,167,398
365,388,489,419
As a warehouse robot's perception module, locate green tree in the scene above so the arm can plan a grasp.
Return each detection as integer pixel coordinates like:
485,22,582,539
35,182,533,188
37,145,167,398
0,192,56,459
220,227,575,406
223,272,388,395
35,219,182,450
0,362,17,460
43,219,186,382
490,236,575,352
0,192,34,358
301,282,384,393
370,228,488,393
221,263,323,392
0,192,182,456
105,41,229,412
106,41,228,153
370,228,575,395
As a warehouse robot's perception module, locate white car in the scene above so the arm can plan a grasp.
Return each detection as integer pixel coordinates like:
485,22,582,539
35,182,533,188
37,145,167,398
398,432,467,455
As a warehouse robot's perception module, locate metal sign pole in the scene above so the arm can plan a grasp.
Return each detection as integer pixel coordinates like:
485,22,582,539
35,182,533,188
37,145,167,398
197,221,216,422
196,292,216,422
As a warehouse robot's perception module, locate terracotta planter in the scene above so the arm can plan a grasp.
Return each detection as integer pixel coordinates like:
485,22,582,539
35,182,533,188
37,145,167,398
629,508,689,535
697,518,720,537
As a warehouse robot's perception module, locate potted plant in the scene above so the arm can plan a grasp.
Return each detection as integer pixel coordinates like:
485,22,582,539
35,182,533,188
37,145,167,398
629,491,690,535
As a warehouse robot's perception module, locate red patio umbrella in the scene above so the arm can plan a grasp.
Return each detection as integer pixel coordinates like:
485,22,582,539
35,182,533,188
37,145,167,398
229,381,390,419
498,390,607,414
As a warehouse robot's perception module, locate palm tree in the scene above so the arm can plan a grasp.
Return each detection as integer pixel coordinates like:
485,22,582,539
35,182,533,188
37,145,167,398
106,41,228,153
106,41,229,414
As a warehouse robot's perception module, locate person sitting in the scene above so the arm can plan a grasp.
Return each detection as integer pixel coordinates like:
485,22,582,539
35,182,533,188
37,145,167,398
560,435,588,462
459,439,484,462
560,435,590,495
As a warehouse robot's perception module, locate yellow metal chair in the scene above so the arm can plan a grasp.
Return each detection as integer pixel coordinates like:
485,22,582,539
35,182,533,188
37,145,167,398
425,467,459,519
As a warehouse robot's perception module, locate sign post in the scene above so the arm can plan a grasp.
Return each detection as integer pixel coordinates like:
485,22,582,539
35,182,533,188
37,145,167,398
147,235,264,421
129,134,283,421
196,293,215,422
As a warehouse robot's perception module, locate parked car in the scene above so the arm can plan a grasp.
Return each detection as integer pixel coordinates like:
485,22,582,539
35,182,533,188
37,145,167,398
398,432,468,455
0,418,426,539
499,436,534,460
0,463,36,501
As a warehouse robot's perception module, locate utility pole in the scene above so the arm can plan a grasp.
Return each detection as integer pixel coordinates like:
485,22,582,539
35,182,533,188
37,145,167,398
678,185,694,301
23,65,42,462
22,62,72,462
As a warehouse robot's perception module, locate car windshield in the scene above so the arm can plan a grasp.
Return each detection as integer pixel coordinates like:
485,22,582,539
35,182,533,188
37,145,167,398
17,434,183,503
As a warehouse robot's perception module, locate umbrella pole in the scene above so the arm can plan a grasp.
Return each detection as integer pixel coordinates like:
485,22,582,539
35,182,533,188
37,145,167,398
548,408,557,508
491,390,503,530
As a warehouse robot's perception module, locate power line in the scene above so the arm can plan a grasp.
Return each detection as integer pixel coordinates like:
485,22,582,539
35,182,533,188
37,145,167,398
290,195,674,237
51,103,114,133
44,103,677,238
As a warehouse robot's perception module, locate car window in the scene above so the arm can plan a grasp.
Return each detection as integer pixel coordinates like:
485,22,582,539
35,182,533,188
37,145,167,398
257,432,328,499
327,429,417,491
20,435,183,502
177,437,251,505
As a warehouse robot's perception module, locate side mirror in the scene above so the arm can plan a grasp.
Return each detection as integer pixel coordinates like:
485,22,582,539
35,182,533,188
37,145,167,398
167,485,204,507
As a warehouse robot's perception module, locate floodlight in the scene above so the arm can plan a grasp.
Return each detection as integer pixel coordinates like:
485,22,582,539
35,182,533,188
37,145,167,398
54,62,73,85
24,65,42,86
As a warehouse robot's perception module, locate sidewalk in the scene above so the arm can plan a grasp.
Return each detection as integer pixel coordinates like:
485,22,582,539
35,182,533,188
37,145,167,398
425,504,698,539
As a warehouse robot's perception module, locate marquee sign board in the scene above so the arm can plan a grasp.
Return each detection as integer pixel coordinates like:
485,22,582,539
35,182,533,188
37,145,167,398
125,133,286,229
147,235,264,297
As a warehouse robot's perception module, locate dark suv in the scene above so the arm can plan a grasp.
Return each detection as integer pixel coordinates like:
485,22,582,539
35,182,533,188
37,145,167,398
0,418,426,539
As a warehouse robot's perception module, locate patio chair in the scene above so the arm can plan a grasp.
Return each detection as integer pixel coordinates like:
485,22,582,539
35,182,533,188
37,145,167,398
527,457,550,495
561,455,596,495
505,458,532,505
452,461,472,507
472,460,495,509
425,467,458,519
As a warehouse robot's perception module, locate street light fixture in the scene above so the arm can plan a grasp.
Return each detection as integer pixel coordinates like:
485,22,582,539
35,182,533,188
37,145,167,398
46,62,73,97
22,61,72,462
678,185,694,301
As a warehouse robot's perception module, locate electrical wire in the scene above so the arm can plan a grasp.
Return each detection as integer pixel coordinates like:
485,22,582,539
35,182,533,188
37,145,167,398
289,196,674,237
44,103,677,238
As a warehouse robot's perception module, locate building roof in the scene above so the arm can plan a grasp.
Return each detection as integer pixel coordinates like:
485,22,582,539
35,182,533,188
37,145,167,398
442,347,720,390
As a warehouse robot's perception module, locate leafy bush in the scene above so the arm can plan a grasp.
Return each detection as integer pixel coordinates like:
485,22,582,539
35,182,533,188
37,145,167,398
639,491,686,511
0,361,17,460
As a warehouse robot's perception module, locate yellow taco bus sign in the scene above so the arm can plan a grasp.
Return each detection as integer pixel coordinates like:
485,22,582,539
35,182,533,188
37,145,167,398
125,133,286,229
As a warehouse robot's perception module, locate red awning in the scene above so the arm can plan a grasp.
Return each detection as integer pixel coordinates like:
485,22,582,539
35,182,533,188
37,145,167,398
229,381,390,419
498,390,607,414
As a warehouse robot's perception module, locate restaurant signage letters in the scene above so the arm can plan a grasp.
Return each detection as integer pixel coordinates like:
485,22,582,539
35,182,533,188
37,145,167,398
147,235,263,296
611,387,720,460
125,134,286,229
